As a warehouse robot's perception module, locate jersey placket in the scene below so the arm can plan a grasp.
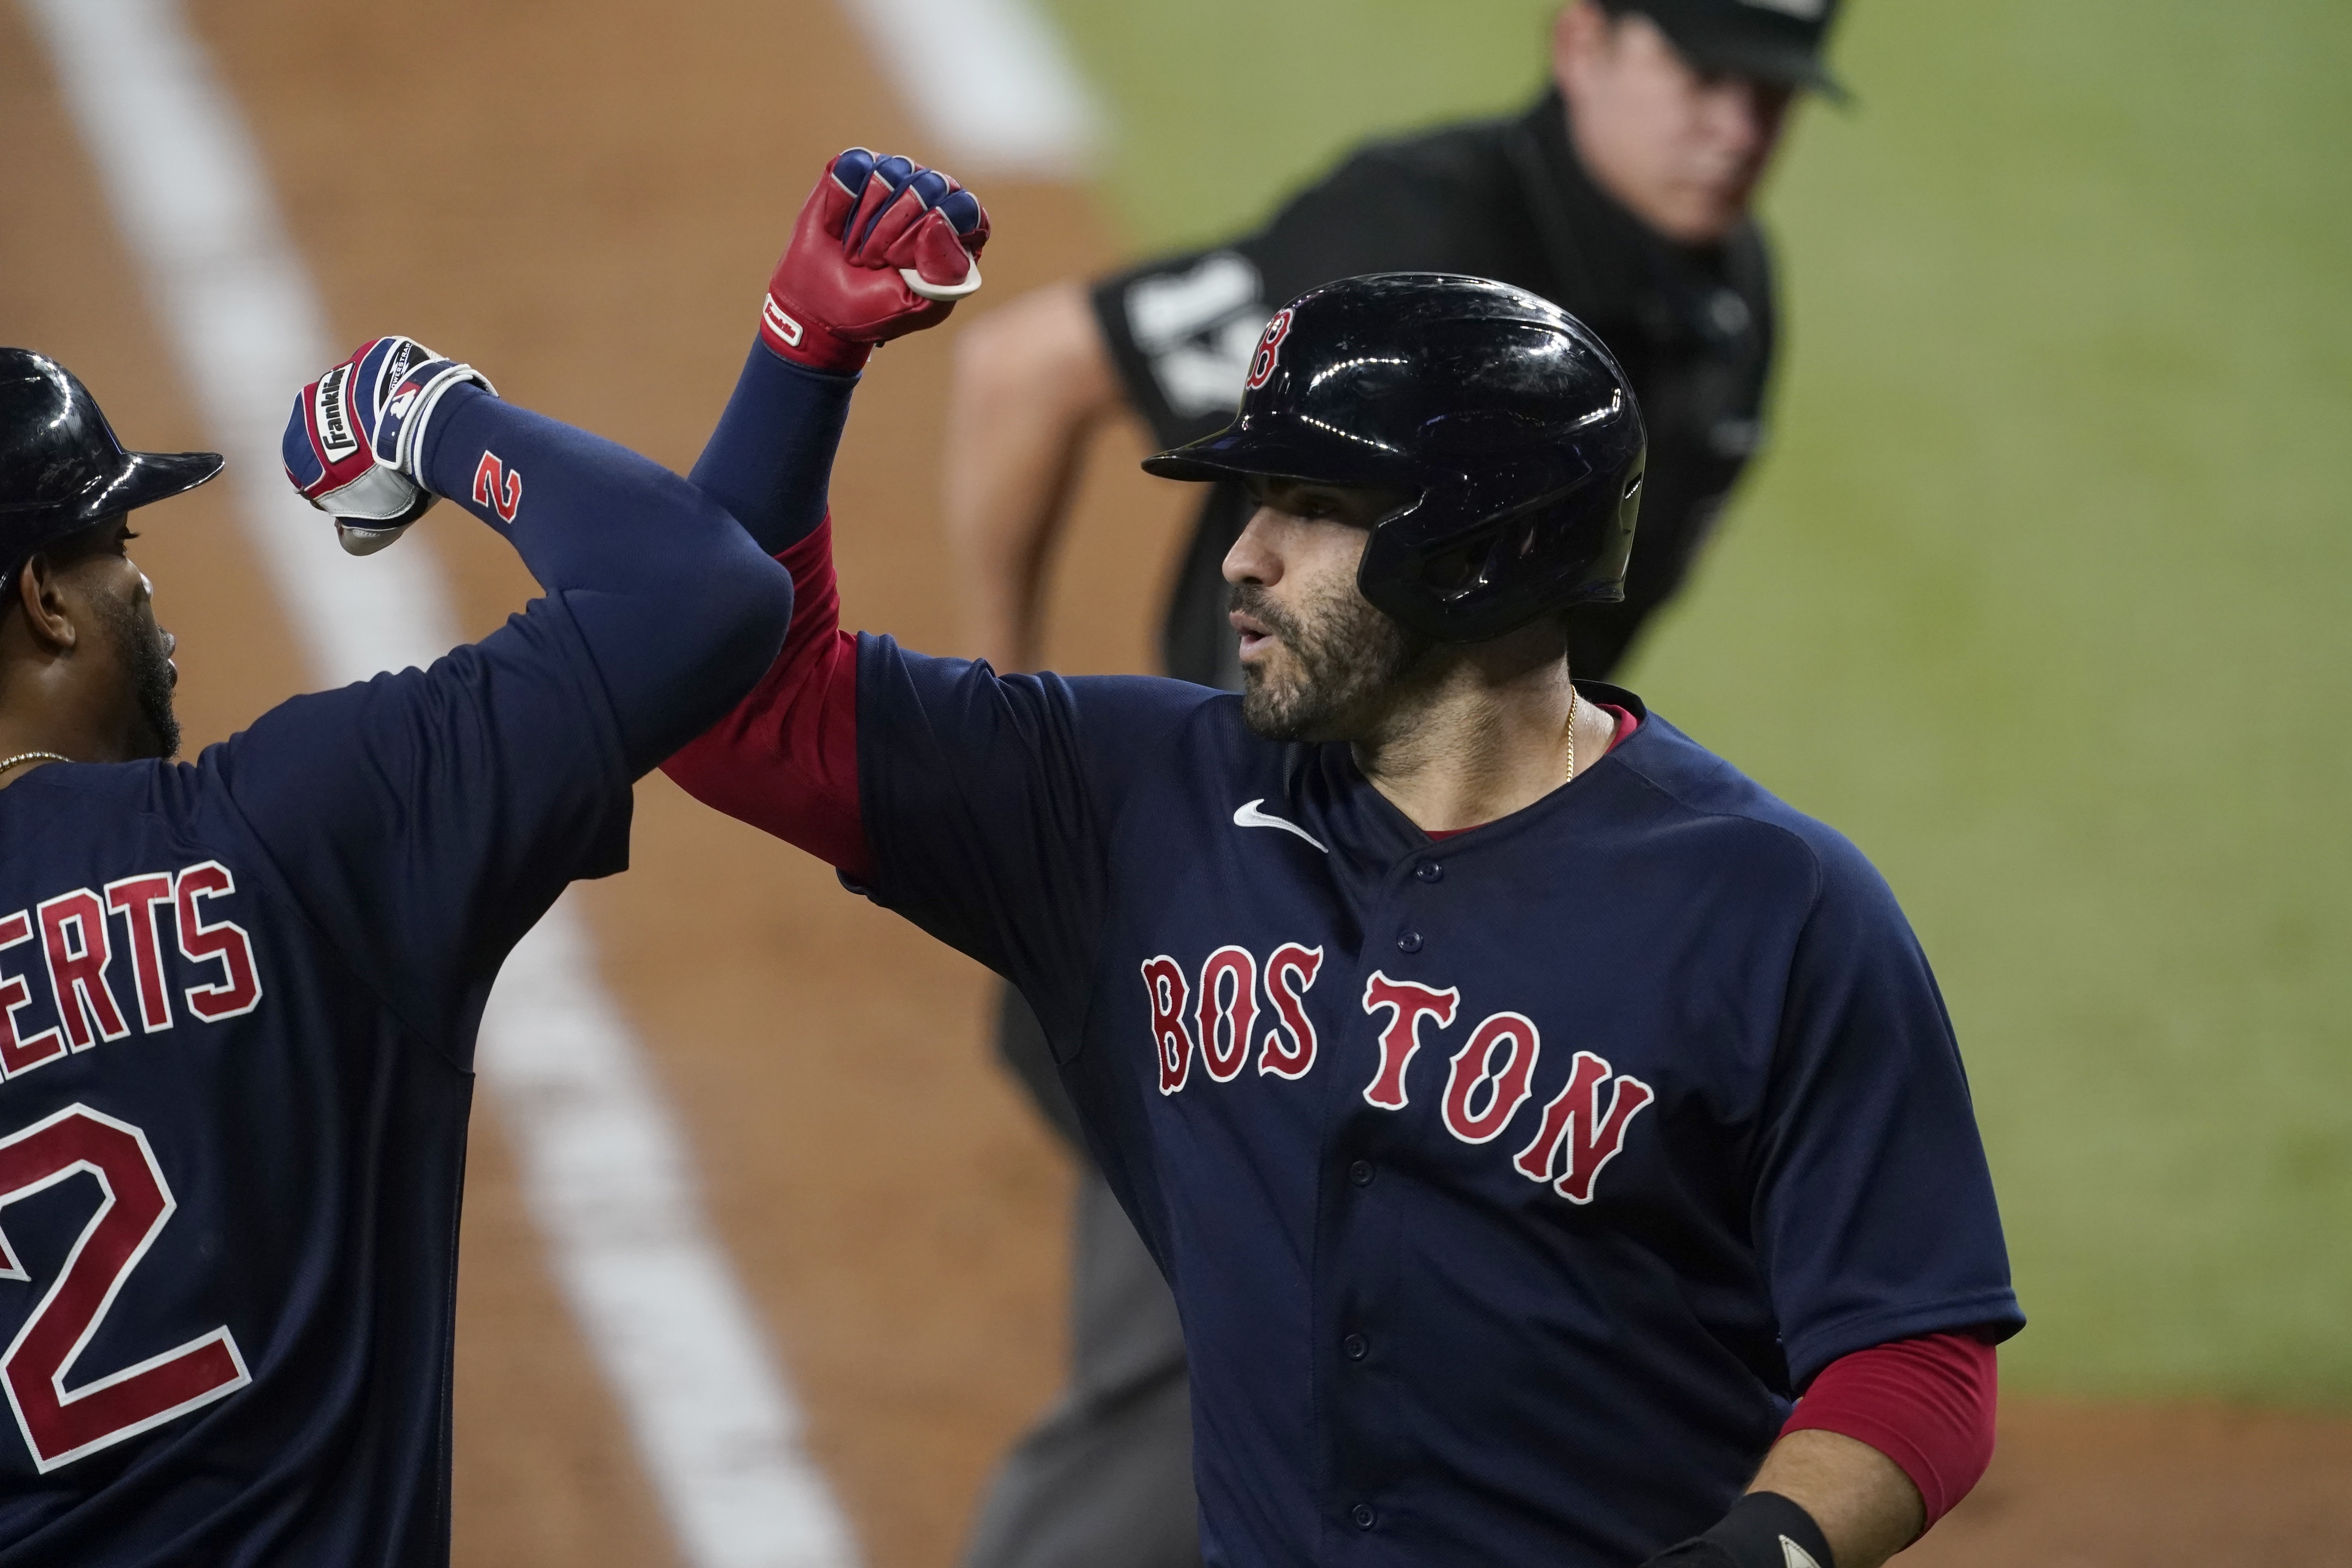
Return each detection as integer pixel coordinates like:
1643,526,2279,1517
1311,841,1456,1559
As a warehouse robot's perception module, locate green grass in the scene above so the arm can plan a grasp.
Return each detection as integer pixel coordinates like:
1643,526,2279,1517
1041,0,2352,1405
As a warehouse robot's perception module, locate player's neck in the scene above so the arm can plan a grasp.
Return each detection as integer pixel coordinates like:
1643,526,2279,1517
1349,633,1590,834
0,655,138,784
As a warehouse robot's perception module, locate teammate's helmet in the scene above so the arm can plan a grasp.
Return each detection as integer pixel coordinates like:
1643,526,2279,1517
1142,274,1646,645
0,347,221,582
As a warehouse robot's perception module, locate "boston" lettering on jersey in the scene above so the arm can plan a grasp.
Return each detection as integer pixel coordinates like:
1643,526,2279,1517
1143,942,1652,1205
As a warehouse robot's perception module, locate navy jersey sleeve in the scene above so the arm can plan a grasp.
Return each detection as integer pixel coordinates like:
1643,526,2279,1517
196,387,793,1056
854,635,1216,1035
1753,835,2026,1386
203,593,631,1053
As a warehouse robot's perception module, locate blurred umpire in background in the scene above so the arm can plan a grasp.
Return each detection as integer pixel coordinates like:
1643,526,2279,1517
941,3,1845,1564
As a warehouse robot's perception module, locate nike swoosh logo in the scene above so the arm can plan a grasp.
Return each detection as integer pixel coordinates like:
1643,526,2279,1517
1780,1536,1824,1568
1233,799,1327,853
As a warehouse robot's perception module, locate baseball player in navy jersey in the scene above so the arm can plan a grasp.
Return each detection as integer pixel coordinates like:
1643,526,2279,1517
0,247,960,1555
952,10,1844,1555
666,157,2021,1568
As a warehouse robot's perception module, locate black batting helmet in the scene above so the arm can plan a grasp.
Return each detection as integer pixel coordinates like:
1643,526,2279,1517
1142,274,1646,645
0,348,221,584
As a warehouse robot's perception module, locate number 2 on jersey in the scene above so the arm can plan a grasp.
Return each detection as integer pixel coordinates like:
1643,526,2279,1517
0,1105,249,1471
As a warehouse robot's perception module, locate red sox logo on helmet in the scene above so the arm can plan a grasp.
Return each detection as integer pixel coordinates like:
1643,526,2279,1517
1245,308,1294,392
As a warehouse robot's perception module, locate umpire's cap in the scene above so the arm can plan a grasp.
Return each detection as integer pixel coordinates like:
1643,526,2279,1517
0,348,221,585
1143,274,1647,645
1601,0,1849,102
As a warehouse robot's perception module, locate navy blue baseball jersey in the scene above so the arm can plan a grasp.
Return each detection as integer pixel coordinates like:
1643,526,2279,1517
848,645,2022,1567
0,383,791,1565
0,615,627,1565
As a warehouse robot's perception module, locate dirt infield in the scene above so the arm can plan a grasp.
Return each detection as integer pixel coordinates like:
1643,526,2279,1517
4,1,2347,1563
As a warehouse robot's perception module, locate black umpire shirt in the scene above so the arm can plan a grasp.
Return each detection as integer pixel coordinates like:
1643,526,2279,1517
1092,88,1775,690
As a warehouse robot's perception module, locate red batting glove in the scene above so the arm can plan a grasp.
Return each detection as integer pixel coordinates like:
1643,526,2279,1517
760,149,991,375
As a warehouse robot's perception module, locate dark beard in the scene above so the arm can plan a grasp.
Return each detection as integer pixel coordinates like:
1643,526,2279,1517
1232,579,1425,741
97,591,180,760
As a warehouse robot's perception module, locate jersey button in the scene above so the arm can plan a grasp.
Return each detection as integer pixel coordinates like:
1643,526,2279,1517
1416,861,1443,883
1351,1503,1377,1530
1348,1160,1374,1187
1396,931,1423,954
1343,1333,1368,1361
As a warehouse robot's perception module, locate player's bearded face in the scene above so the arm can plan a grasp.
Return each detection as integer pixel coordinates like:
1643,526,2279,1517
1229,482,1428,742
1230,576,1421,742
100,584,181,762
23,518,182,762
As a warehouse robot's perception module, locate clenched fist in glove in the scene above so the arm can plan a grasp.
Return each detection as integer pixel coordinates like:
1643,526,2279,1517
282,336,494,555
760,148,990,374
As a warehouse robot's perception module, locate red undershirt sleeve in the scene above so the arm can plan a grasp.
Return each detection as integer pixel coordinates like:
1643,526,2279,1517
661,515,871,881
1779,1329,1999,1530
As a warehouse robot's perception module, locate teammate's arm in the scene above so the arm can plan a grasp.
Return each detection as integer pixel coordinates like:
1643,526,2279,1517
940,281,1122,669
281,339,794,775
232,334,805,1044
428,389,792,771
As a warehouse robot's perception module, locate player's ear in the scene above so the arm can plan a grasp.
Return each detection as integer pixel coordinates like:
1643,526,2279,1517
1553,1,1610,85
13,552,84,655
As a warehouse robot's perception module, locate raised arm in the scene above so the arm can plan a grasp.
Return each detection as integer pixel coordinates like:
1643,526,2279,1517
221,331,831,1041
282,334,793,776
661,149,991,874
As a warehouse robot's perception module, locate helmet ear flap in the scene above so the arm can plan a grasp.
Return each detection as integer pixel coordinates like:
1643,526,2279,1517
1359,457,1638,642
1419,513,1536,598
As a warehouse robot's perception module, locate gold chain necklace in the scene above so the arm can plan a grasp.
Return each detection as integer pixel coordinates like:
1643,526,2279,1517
0,751,73,777
1563,692,1579,784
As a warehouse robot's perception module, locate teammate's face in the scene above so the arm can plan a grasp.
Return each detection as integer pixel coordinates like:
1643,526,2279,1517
47,519,180,761
101,561,181,762
1555,4,1794,246
1224,480,1424,742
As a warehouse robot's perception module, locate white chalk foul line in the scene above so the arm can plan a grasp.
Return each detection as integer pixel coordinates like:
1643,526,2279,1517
19,3,859,1565
836,0,1102,176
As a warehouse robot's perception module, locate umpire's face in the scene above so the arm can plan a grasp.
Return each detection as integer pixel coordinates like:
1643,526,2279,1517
1555,2,1794,245
1223,479,1421,743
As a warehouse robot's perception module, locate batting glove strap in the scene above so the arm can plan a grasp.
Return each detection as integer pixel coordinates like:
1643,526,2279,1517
1639,1492,1836,1568
761,293,868,376
374,356,494,482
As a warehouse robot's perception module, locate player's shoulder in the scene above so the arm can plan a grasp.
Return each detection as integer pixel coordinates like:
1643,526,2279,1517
0,753,218,828
0,755,276,914
857,633,1231,775
1601,697,1897,909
